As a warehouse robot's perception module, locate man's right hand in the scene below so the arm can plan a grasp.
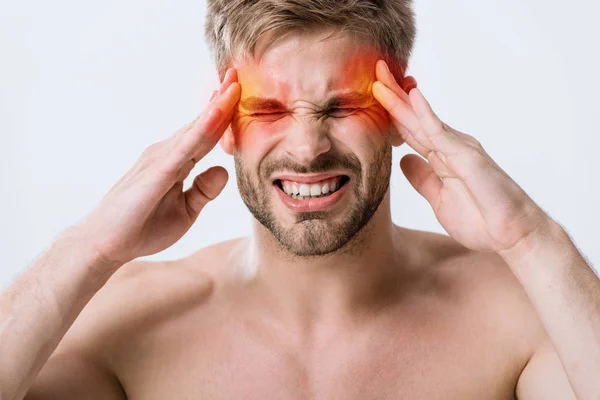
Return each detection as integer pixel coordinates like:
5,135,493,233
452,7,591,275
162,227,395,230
76,68,241,269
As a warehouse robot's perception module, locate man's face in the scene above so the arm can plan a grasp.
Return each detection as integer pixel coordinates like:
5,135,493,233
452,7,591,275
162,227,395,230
230,30,394,256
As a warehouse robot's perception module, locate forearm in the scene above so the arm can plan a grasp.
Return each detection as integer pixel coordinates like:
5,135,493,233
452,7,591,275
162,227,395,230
501,218,600,399
0,228,121,400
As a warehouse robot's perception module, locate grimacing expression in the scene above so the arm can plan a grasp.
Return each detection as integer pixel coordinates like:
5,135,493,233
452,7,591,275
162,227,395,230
228,30,395,256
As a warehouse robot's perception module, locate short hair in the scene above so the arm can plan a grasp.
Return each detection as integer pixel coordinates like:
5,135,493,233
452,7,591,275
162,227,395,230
205,0,417,80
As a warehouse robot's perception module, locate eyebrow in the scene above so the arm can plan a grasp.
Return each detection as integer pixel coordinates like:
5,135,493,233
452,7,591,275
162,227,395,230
239,92,371,113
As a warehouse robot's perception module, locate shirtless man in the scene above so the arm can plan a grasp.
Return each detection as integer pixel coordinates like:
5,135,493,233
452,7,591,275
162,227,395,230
2,1,599,399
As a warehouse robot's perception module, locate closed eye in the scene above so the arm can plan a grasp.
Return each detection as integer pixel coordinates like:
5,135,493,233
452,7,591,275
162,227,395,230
250,112,287,119
251,111,284,116
326,108,359,118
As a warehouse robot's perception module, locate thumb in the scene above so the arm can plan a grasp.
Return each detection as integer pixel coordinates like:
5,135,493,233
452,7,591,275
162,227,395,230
184,166,228,219
400,154,441,207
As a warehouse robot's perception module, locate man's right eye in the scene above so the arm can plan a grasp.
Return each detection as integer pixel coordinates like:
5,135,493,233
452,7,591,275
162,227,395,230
250,112,287,119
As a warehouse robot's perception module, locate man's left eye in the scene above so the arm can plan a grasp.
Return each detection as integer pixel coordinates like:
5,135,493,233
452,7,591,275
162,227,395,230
326,108,358,118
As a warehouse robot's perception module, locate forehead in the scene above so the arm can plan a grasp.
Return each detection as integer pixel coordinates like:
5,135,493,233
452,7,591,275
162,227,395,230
235,29,379,102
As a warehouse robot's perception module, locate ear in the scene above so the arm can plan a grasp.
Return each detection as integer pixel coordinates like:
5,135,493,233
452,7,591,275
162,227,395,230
219,125,235,155
401,75,418,94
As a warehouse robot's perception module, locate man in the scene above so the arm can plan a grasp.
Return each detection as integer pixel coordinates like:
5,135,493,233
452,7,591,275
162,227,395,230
1,0,598,399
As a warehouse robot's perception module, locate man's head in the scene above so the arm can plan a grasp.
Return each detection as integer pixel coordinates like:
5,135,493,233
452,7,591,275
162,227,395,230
205,1,416,257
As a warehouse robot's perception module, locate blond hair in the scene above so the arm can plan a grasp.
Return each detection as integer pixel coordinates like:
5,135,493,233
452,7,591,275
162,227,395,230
205,0,417,80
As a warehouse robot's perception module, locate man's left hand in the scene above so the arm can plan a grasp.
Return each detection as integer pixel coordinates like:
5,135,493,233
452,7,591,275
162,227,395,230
372,60,551,255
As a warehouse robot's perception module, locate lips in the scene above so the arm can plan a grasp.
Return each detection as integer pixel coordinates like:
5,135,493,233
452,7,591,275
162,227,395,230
273,175,350,212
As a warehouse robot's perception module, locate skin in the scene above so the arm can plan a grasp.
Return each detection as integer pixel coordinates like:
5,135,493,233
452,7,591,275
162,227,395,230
2,29,598,400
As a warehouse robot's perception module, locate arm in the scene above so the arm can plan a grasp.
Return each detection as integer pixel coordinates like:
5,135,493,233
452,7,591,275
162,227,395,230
24,354,125,400
372,60,598,399
0,70,241,400
0,233,123,400
516,340,577,400
502,220,600,399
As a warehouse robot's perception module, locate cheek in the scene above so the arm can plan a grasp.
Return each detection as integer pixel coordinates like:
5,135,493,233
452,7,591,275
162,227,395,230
331,109,390,145
231,117,287,161
360,105,392,135
325,118,386,163
235,122,286,149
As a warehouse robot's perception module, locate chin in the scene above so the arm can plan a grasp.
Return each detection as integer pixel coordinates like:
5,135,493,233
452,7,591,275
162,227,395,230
262,194,380,257
274,217,352,257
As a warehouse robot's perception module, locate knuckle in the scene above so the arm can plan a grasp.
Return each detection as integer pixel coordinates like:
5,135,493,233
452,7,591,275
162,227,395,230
465,150,489,170
174,143,192,161
471,137,482,147
467,136,484,150
454,130,484,150
155,162,179,180
141,141,162,157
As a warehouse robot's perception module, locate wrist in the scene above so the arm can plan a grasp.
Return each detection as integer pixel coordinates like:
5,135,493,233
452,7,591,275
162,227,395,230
24,226,124,321
499,217,578,275
57,226,124,281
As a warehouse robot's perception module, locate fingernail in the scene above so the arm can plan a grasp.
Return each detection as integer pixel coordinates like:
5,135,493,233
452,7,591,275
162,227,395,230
209,90,218,102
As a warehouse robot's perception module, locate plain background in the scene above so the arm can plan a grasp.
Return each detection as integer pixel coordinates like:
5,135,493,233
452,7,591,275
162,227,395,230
1,0,598,289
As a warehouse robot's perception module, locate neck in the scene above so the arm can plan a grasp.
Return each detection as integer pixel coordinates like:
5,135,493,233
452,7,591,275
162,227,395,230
242,191,408,331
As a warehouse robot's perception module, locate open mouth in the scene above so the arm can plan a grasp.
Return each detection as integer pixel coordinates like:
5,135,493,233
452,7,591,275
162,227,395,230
274,175,350,200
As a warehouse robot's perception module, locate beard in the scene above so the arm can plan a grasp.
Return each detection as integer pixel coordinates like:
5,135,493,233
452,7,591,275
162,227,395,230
234,143,392,257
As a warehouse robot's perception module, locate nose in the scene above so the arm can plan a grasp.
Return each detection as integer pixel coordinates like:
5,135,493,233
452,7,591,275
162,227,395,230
283,118,332,166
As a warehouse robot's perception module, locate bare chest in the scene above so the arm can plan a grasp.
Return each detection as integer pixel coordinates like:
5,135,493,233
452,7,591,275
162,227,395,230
116,311,522,400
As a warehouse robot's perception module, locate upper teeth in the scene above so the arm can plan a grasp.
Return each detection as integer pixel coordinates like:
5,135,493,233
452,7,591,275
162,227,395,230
281,177,342,199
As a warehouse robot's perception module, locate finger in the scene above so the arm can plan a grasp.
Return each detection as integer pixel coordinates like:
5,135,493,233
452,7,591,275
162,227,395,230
399,154,442,208
219,68,238,94
427,150,454,179
184,166,228,219
167,82,241,171
408,88,471,157
184,68,236,146
173,114,203,143
372,81,433,156
190,83,241,161
171,91,220,144
171,68,237,145
407,93,526,218
375,60,411,103
164,107,222,170
200,115,234,161
191,118,232,163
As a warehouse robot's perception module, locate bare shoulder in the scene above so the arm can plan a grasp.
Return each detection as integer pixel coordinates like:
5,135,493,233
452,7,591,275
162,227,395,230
399,226,547,345
55,237,247,363
400,226,533,298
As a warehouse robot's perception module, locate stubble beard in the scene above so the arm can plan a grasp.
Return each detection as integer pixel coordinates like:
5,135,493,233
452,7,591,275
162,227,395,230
235,144,392,257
